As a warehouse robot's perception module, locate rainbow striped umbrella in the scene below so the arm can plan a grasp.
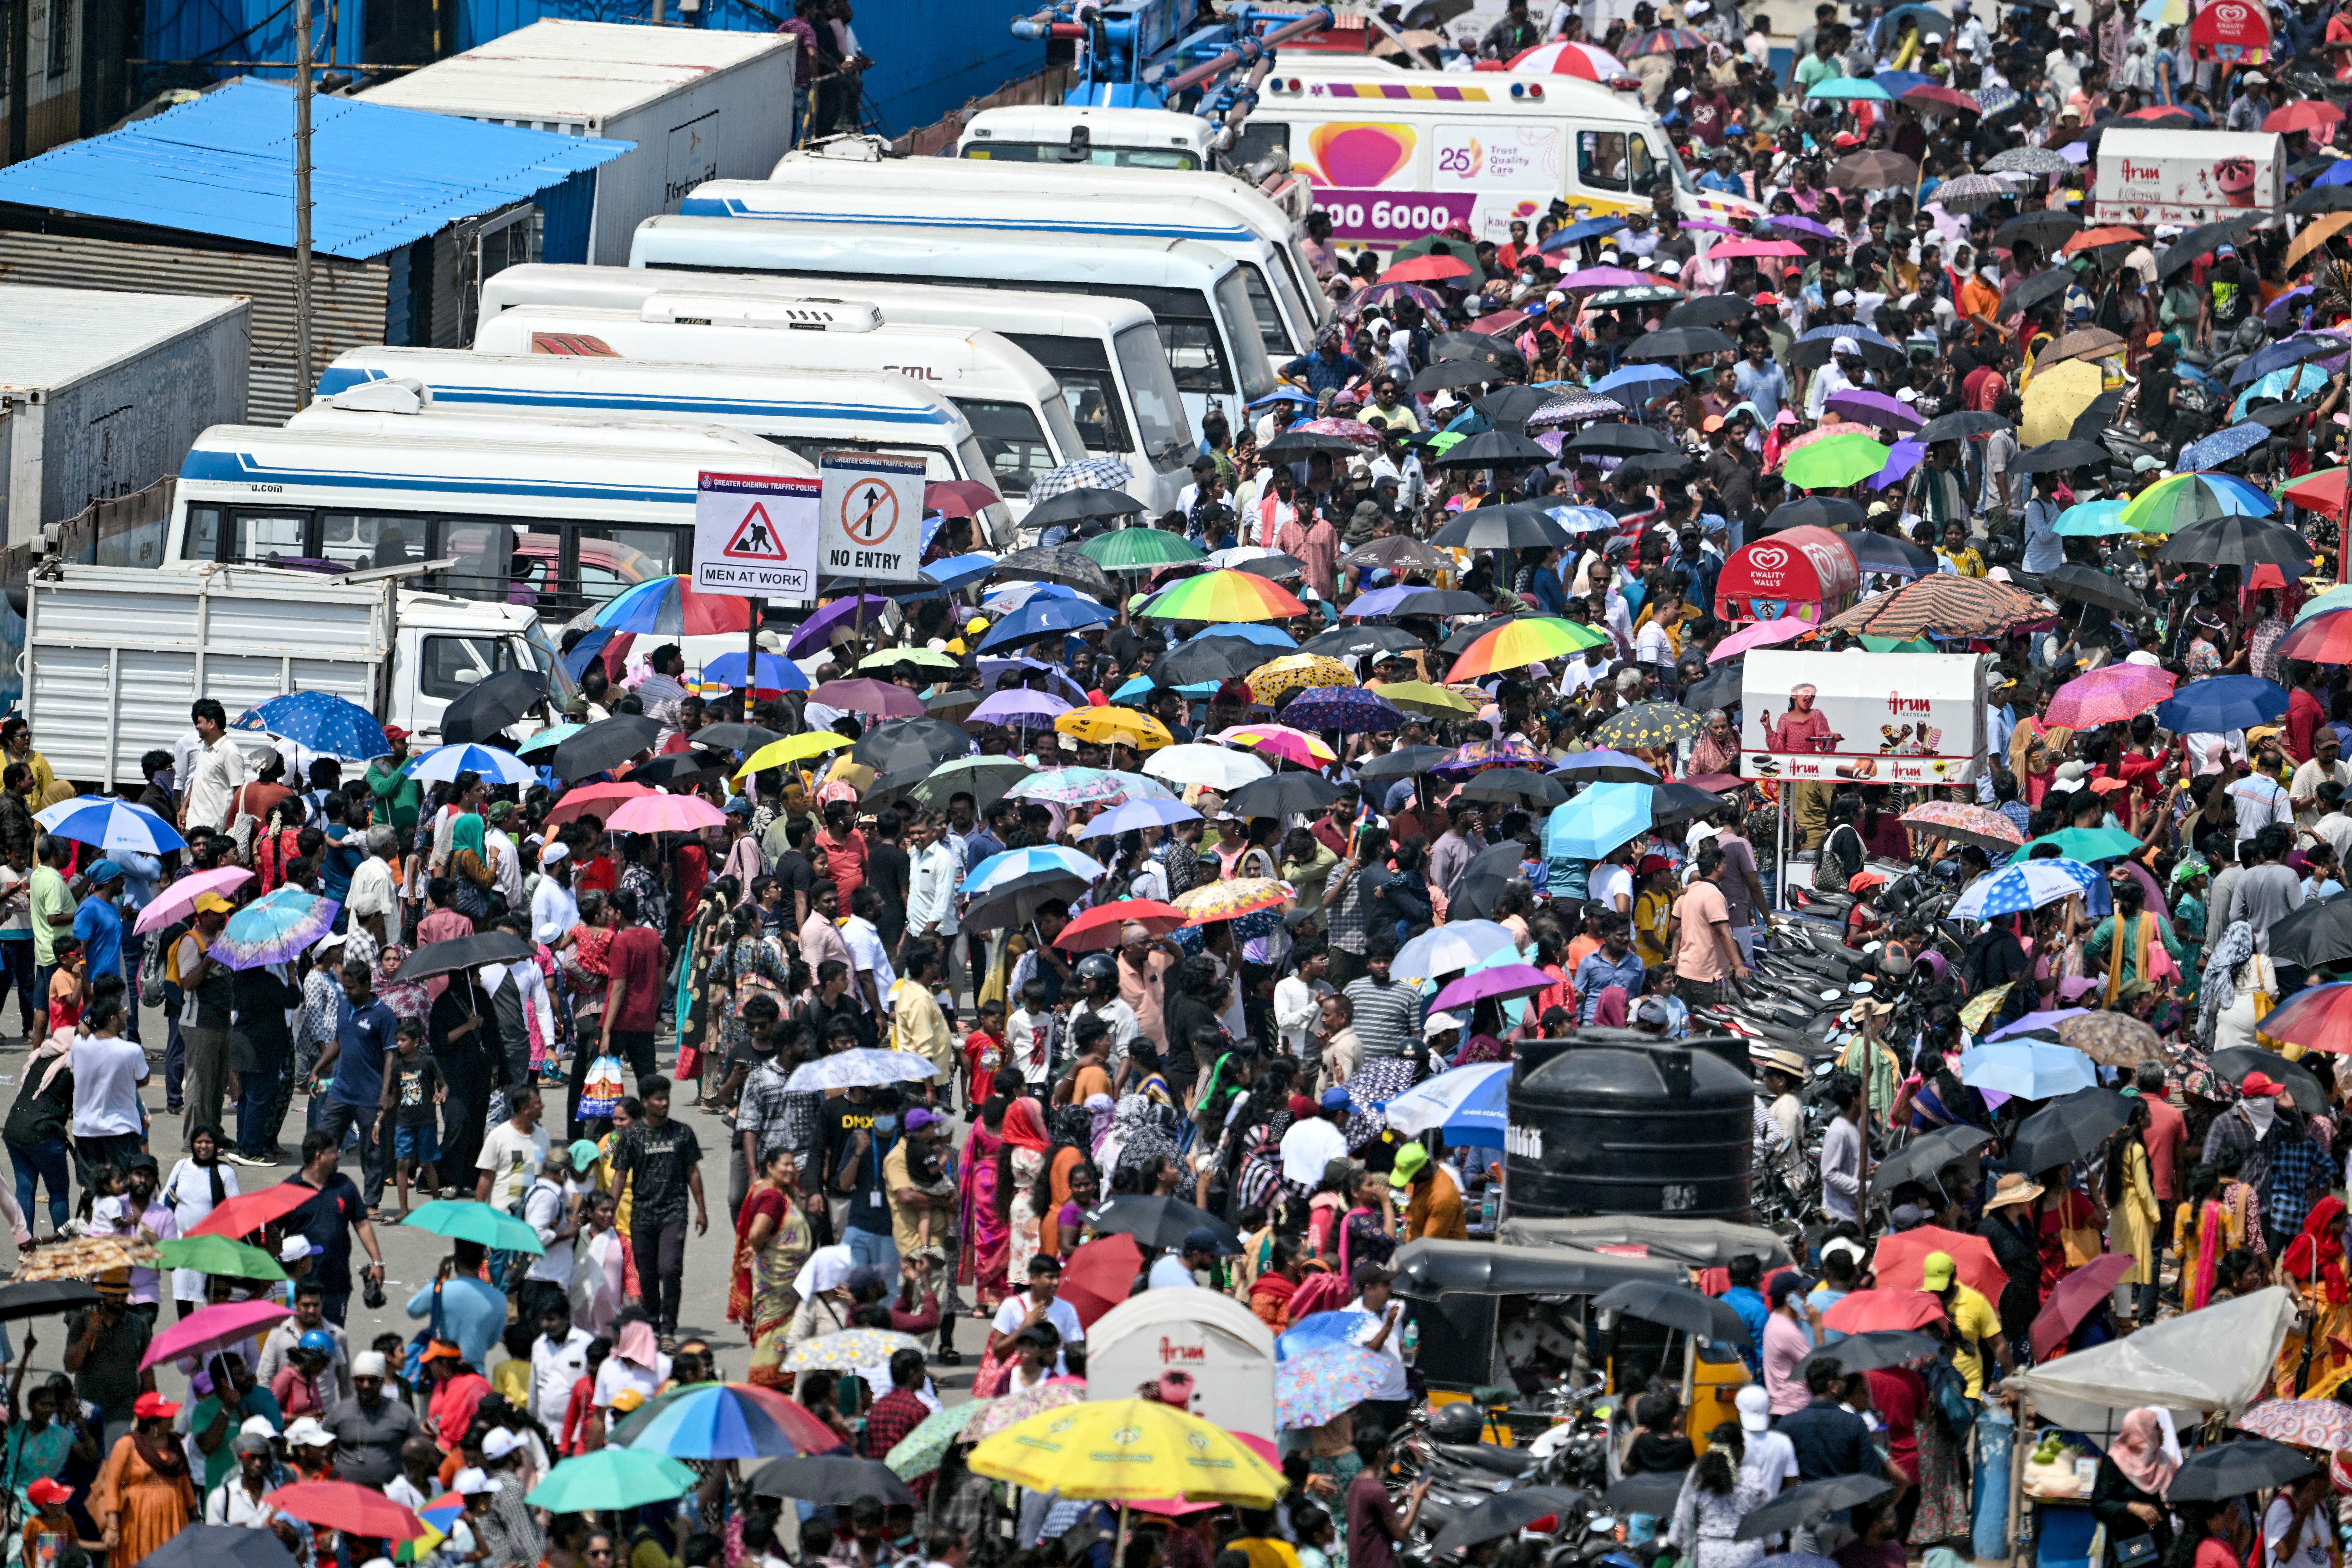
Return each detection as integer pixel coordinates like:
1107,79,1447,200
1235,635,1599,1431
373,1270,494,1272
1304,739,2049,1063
589,574,755,635
394,1495,467,1563
1139,569,1307,623
1449,616,1611,680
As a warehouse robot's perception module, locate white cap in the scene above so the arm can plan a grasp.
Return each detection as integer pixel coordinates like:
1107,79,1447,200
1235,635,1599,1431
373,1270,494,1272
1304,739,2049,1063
1673,87,1693,104
1896,387,1921,403
1658,258,1683,276
2126,650,2163,666
482,1428,526,1461
1833,334,1860,355
1688,1,1711,13
351,1351,389,1379
240,1415,278,1440
454,1467,504,1496
1832,289,1856,307
1736,1383,1772,1431
540,841,570,867
1424,1010,1466,1038
285,1417,334,1449
1544,289,1568,305
1988,566,2014,583
280,1235,320,1264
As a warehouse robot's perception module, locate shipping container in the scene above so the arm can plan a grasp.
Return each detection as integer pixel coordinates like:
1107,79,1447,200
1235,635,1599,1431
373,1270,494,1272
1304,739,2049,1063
360,20,795,267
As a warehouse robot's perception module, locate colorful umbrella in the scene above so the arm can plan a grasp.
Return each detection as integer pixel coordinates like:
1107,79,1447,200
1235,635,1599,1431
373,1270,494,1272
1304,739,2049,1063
699,652,812,692
1449,616,1610,680
233,691,390,760
1142,570,1307,623
2121,470,2277,533
213,888,340,971
1277,1345,1393,1429
589,575,752,636
9,1234,157,1282
611,1380,837,1460
263,1481,427,1541
143,1299,294,1370
1057,706,1175,750
1781,433,1892,488
1627,24,1707,51
1175,879,1290,925
783,1328,927,1371
394,1494,467,1564
405,743,534,786
1079,529,1204,571
1949,858,2105,920
1595,703,1702,749
884,1401,990,1480
2236,1399,2352,1450
1898,801,2026,851
400,1199,545,1255
1245,655,1355,704
2277,608,2352,665
33,798,186,857
1821,574,2047,640
1222,726,1338,768
1006,767,1131,806
964,1398,1285,1505
970,1381,1085,1441
526,1449,699,1512
2046,664,2178,729
1280,687,1405,734
2251,981,2352,1052
1435,738,1549,775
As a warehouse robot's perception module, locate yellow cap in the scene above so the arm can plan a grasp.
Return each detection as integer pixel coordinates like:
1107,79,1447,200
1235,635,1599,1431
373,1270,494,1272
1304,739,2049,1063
193,893,234,915
609,1388,647,1413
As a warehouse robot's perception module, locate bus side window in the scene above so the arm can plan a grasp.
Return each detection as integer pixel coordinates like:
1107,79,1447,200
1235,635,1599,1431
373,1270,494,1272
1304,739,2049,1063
1230,121,1291,178
1579,130,1629,192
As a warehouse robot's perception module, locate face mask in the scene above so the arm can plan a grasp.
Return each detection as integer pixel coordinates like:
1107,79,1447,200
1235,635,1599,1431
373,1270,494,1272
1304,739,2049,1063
874,1116,898,1135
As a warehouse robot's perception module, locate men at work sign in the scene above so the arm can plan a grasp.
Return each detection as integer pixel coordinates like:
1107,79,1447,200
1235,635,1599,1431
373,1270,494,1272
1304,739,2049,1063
693,472,819,599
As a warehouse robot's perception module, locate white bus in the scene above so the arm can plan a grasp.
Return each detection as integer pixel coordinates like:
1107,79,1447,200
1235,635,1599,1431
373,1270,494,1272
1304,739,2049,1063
477,263,1196,514
628,213,1277,433
166,409,817,623
470,297,1087,511
318,346,1017,534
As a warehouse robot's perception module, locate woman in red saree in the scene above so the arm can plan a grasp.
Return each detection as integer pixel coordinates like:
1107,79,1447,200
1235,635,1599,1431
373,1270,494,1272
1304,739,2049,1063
2033,1170,2103,1299
731,1146,811,1390
958,1096,1012,1313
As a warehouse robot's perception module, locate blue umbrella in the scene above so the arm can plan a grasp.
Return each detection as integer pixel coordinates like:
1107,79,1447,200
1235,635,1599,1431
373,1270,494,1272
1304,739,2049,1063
1958,1041,2099,1100
2053,498,2134,536
975,597,1115,653
1076,798,1201,839
2155,673,2290,734
2233,363,2334,420
1949,858,2106,921
1276,1310,1380,1360
1248,388,1318,410
1187,622,1298,648
517,723,583,757
405,743,535,786
699,652,812,692
920,553,999,592
1592,364,1686,400
2317,158,2352,189
1872,67,1936,94
33,798,184,856
1383,1061,1511,1142
2176,422,2273,472
1539,214,1631,253
233,692,389,760
960,845,1104,898
1545,782,1651,862
1342,586,1418,617
2230,334,2348,387
1113,674,1216,702
983,581,1089,613
1546,504,1619,533
1283,686,1407,734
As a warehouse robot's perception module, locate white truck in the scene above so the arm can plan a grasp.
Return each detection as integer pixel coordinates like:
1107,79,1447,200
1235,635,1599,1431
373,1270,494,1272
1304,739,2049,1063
22,561,558,791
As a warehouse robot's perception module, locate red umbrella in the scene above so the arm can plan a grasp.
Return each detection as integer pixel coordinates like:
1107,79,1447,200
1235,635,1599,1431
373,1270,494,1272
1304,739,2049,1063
810,679,924,718
2277,608,2352,666
2031,1253,2136,1359
2124,106,2196,125
543,781,652,827
925,480,1001,518
1904,83,1981,114
2062,226,2148,255
1821,1288,1944,1334
2257,982,2352,1052
2268,101,2345,135
186,1180,319,1240
2285,468,2351,514
1059,1232,1145,1327
1871,1225,2007,1301
266,1481,428,1541
1054,898,1188,953
1381,254,1475,284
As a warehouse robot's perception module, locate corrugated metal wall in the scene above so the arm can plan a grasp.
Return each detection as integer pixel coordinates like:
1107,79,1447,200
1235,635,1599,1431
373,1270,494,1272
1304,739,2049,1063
0,232,388,422
540,164,592,265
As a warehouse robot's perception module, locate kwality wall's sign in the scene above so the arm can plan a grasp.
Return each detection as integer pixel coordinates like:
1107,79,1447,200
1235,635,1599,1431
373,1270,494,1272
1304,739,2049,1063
1714,526,1859,625
1738,648,1991,786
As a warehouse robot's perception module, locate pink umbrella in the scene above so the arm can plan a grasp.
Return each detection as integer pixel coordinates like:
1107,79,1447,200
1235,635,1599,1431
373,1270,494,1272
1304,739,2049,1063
1433,963,1556,1011
2046,664,2177,730
132,867,256,936
1709,238,1808,259
605,793,728,834
1708,616,1816,662
2031,1252,2136,1359
141,1298,291,1371
1556,267,1657,290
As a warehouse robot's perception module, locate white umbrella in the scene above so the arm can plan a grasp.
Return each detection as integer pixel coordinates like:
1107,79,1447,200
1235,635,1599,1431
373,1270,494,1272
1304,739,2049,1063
1394,919,1521,982
1142,743,1272,791
782,1048,941,1093
1384,1063,1512,1141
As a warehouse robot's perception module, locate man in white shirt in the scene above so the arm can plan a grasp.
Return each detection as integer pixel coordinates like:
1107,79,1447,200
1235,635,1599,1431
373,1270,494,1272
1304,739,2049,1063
989,1254,1085,1373
2289,730,2351,829
474,1086,550,1210
179,699,251,836
842,887,897,1015
531,843,580,947
518,1142,580,1322
1280,1089,1351,1186
1349,1267,1412,1417
70,995,148,1169
346,827,402,950
904,811,966,953
1804,338,1863,421
1734,1384,1800,1499
1273,943,1331,1059
528,1296,594,1429
205,1435,292,1529
2265,1468,2332,1568
485,803,526,907
1068,956,1140,1074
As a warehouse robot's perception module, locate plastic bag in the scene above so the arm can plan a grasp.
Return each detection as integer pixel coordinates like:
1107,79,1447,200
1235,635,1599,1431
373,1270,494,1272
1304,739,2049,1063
579,1054,628,1120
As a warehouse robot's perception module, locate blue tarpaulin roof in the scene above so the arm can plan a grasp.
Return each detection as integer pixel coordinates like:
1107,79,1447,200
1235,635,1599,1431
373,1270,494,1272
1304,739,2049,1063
0,77,632,261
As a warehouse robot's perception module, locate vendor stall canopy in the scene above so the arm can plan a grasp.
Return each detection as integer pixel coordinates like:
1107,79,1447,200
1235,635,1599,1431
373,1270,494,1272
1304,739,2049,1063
2007,1285,2296,1435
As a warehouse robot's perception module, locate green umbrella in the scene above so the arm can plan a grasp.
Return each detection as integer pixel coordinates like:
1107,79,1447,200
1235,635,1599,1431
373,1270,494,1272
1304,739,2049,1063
1805,75,1893,99
856,647,961,673
156,1236,285,1281
1781,434,1893,489
2004,826,2144,865
885,1399,991,1479
516,723,583,757
1079,528,1205,572
1856,634,1936,652
400,1200,545,1255
525,1449,697,1512
903,755,1031,812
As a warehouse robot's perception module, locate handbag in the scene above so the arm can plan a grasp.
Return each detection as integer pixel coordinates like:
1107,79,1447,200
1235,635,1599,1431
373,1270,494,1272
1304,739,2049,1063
2253,960,2283,1050
579,1054,628,1120
2112,1533,2160,1568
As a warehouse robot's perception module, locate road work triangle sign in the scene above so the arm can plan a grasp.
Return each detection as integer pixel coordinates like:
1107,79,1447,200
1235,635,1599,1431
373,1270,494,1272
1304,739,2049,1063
724,503,791,562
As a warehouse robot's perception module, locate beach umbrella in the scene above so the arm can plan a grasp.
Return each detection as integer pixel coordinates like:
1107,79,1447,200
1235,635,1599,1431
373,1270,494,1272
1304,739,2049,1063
213,888,340,971
2125,471,2277,533
33,797,185,856
1449,616,1611,680
965,1398,1283,1505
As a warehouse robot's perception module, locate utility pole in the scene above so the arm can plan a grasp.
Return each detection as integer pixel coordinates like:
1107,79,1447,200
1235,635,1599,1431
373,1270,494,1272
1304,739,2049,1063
292,0,314,409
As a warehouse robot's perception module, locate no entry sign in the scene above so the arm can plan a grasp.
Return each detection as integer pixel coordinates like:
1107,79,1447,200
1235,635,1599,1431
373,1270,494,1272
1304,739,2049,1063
818,452,926,583
694,472,819,600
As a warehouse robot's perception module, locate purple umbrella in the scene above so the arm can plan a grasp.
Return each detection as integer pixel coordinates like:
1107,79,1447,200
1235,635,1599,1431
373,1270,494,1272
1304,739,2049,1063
978,658,1090,704
1432,963,1557,1012
1342,586,1418,618
784,595,895,658
1826,389,1925,432
1986,1007,2090,1040
2266,286,2315,326
1548,747,1661,783
1867,439,1927,490
1281,686,1406,734
1557,267,1658,290
968,690,1072,727
1763,214,1841,241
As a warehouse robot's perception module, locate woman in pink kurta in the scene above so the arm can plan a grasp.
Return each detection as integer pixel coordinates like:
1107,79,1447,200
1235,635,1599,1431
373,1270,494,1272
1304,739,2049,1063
958,1103,1011,1310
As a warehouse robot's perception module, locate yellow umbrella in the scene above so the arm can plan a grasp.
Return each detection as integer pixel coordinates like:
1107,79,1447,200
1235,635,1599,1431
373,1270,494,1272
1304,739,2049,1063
734,732,848,779
1246,654,1353,705
2290,211,2352,269
963,1398,1286,1506
1375,680,1478,718
2019,358,2104,446
1055,707,1175,751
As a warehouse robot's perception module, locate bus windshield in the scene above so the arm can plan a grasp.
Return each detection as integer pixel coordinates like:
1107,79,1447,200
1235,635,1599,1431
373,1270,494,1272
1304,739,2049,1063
1239,263,1290,359
966,143,1202,170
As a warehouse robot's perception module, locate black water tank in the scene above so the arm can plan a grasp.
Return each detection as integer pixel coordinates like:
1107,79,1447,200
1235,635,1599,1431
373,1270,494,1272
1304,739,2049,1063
1507,1043,1754,1220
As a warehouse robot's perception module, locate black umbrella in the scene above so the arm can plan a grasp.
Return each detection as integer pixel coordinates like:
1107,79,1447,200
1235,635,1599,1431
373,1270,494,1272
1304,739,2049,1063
1872,1123,1995,1191
404,930,535,981
2008,1086,2133,1174
1789,331,1906,371
1614,451,1697,479
2004,267,2075,315
693,722,782,753
1763,496,1867,531
0,1280,98,1320
136,1525,301,1568
1429,1488,1596,1556
1410,358,1497,394
1263,429,1363,459
2041,562,2152,616
1426,430,1554,469
1995,211,2082,249
749,1454,916,1504
550,715,663,781
2249,399,2317,430
1605,1471,1689,1516
1339,536,1452,573
1227,773,1345,819
439,668,548,746
1591,1280,1752,1344
2292,186,2352,215
995,544,1115,597
2013,439,2111,474
925,689,982,717
1357,745,1455,780
1433,331,1527,372
1024,488,1144,529
1454,769,1568,808
2157,516,2314,570
627,749,733,788
2157,215,2262,279
2265,889,2352,969
2069,388,2130,444
2210,1047,2328,1114
1734,1475,1895,1541
962,869,1097,933
1391,588,1493,617
1914,410,2014,443
1551,751,1661,783
1474,386,1560,428
1154,635,1270,687
851,717,978,772
1848,533,1939,578
1666,295,1758,328
2168,1439,2317,1501
1625,326,1738,361
1564,423,1675,457
1685,662,1743,711
1301,625,1427,660
1084,1194,1240,1252
1652,779,1726,824
1808,1329,1941,1374
1430,507,1572,551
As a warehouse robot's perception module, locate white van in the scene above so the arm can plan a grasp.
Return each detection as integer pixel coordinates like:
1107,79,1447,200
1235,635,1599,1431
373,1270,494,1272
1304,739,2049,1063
476,262,1195,514
768,141,1327,338
317,346,1017,536
628,213,1277,434
166,409,817,623
470,297,1087,511
1236,61,1764,250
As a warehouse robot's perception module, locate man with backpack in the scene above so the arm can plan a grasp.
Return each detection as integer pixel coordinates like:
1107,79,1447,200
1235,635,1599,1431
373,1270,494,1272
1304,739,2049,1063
1922,1249,2011,1400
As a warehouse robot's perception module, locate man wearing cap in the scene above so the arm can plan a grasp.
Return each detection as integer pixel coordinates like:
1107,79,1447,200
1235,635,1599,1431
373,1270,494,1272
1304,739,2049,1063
1804,338,1862,422
1148,1228,1225,1289
317,1359,405,1494
171,890,236,1142
66,1272,154,1427
1393,1142,1465,1243
1922,1249,2011,1399
205,1432,297,1538
1281,1088,1352,1189
72,861,127,990
256,1277,350,1405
